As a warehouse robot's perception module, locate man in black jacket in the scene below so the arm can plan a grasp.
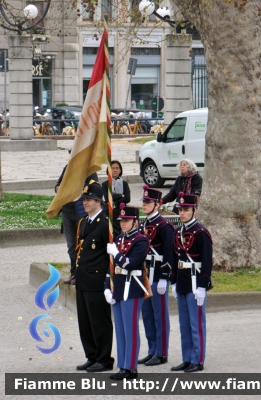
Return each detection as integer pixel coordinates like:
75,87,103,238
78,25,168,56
75,181,114,372
55,161,98,285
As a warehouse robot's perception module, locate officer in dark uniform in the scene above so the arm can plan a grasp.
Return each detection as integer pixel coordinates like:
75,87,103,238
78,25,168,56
106,203,149,380
75,181,114,372
138,184,175,366
170,192,213,373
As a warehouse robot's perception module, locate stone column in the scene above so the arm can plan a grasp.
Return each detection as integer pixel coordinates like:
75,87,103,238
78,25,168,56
9,36,33,140
165,35,193,125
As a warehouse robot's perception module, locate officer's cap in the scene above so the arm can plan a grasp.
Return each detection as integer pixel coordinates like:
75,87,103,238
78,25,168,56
117,203,139,220
142,184,162,203
81,180,103,201
176,192,197,208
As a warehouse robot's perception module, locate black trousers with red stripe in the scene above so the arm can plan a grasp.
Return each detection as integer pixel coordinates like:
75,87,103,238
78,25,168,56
76,289,114,368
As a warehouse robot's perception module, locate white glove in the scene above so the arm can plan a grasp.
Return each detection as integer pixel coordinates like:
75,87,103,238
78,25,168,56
157,279,167,295
104,289,116,305
194,287,206,306
172,284,177,299
107,242,119,257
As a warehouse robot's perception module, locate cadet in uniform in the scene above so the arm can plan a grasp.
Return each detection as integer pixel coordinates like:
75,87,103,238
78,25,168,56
106,204,149,380
171,192,213,373
138,184,175,366
75,181,114,372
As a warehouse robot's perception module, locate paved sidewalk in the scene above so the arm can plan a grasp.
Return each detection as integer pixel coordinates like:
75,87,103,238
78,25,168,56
1,139,142,189
1,242,260,400
1,137,175,207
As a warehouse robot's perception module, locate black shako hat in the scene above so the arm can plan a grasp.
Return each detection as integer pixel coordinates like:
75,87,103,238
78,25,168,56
117,203,139,220
176,191,197,208
81,180,103,201
142,184,162,203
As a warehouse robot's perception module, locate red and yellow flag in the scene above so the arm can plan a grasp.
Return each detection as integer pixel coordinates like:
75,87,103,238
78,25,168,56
46,31,109,218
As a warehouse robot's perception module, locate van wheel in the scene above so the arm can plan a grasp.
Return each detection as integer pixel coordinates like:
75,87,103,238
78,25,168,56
142,161,165,188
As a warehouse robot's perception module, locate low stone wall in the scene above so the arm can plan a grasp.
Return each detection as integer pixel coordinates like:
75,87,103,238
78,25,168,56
0,228,64,247
29,262,261,315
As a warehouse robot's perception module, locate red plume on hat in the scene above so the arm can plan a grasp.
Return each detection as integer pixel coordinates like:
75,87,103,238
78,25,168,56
143,184,149,190
120,203,126,210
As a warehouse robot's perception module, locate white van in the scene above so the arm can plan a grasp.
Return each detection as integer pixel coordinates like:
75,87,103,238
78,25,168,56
139,108,208,187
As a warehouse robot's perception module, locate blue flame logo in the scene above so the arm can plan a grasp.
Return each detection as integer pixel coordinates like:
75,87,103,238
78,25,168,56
29,314,61,354
35,264,60,310
29,264,61,354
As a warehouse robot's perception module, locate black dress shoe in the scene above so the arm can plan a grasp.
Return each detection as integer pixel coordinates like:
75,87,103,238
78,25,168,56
76,360,95,370
138,355,153,364
170,362,190,371
145,356,168,366
64,275,75,285
184,363,204,373
86,362,113,372
110,368,138,380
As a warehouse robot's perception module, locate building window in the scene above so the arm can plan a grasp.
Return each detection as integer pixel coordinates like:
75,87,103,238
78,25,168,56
131,48,161,56
186,26,201,40
191,48,208,109
0,50,8,71
130,66,160,110
81,0,112,21
83,47,114,55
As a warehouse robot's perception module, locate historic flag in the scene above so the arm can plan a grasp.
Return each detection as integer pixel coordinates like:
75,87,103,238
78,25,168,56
46,31,109,218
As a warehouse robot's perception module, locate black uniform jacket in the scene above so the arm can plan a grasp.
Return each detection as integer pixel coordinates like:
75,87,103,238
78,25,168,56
75,211,109,291
139,213,175,282
172,219,213,293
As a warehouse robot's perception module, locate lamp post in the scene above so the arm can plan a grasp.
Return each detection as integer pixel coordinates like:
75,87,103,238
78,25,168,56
138,1,190,32
139,1,193,125
0,1,51,140
0,2,51,34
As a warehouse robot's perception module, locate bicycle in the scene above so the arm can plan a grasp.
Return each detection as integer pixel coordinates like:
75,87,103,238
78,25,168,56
127,119,148,135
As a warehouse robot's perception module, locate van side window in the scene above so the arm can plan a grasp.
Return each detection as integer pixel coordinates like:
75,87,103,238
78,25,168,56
166,117,186,142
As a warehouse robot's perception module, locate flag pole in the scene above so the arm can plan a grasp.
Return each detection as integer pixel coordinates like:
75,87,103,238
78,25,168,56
104,15,114,291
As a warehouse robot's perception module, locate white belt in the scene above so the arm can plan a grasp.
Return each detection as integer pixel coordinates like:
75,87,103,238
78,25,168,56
115,266,142,276
146,254,163,262
178,261,201,273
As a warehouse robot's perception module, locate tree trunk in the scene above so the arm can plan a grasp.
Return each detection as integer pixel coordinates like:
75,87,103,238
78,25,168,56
171,0,261,269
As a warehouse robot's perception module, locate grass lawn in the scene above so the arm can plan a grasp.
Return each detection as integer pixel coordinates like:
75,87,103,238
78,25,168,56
49,262,261,293
130,136,155,144
0,192,145,229
0,193,61,229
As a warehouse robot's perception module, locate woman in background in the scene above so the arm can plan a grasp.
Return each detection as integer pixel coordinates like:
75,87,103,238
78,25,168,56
102,160,131,237
161,159,203,214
